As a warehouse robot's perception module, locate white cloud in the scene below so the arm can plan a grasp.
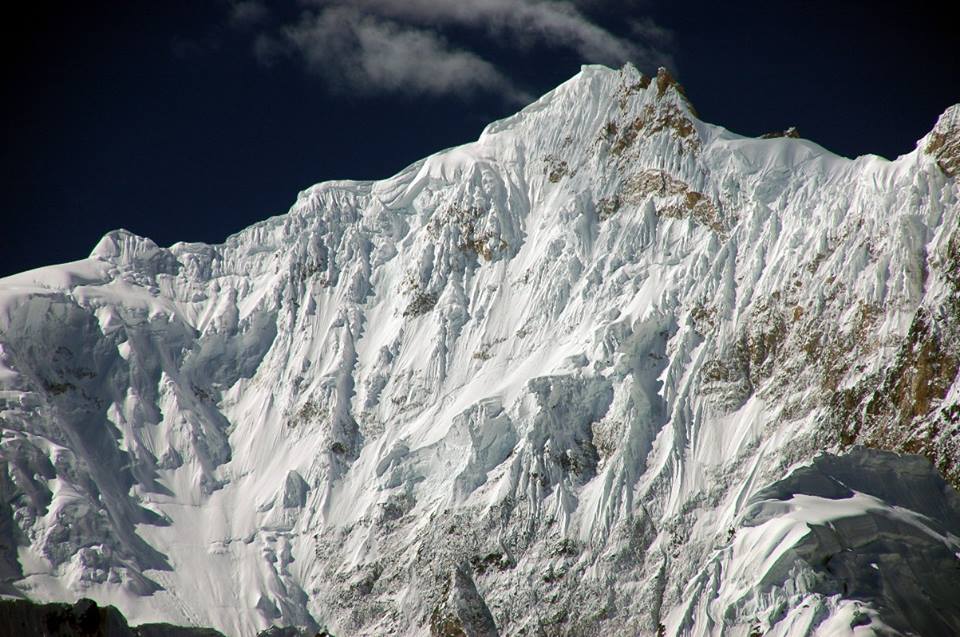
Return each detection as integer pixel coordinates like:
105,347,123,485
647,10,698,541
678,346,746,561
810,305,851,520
228,0,269,30
323,0,666,67
285,7,529,101
242,0,672,101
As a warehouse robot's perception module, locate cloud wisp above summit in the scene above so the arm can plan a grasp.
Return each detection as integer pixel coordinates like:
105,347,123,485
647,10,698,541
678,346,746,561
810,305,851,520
234,0,672,102
282,7,528,102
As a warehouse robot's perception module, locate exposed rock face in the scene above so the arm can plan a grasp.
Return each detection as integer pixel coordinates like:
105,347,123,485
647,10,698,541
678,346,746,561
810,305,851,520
0,64,958,636
430,564,498,637
0,597,227,637
925,104,960,176
760,126,801,139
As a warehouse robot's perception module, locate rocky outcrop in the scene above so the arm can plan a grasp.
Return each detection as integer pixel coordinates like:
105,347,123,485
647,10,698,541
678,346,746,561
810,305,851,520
430,564,498,637
0,598,226,637
925,105,960,176
760,126,800,139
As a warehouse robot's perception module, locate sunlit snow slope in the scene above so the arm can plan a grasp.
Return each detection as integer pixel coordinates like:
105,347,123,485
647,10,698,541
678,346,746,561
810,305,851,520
1,65,959,636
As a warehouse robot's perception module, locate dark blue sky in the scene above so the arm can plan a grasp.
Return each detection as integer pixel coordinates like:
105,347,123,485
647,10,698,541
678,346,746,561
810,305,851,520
2,1,957,276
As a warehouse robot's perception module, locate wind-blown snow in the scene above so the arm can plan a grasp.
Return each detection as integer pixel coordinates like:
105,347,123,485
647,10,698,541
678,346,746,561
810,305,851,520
1,64,958,636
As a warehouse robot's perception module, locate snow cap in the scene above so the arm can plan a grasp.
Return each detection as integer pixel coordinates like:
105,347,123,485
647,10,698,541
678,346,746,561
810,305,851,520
91,228,180,275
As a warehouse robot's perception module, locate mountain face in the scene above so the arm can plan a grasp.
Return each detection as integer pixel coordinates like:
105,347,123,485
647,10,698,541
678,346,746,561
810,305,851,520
1,64,959,636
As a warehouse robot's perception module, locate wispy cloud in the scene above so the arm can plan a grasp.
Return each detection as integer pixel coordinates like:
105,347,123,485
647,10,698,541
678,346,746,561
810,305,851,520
228,0,269,30
235,0,672,101
282,7,529,101
321,0,659,65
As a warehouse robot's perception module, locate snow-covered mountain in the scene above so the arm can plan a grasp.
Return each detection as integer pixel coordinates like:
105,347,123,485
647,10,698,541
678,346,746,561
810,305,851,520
1,64,959,636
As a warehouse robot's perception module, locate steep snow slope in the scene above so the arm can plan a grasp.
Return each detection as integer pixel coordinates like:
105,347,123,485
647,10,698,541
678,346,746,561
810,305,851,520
1,64,959,636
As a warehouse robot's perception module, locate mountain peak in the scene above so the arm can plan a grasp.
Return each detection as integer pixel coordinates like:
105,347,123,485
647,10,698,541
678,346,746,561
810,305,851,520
654,66,679,96
1,67,959,637
90,228,180,276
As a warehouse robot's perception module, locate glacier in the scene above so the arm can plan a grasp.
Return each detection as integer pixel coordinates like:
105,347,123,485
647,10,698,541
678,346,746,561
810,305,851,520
1,64,959,636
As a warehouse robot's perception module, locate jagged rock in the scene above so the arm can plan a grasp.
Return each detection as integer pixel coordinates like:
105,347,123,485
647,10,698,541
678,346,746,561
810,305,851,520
925,104,960,176
282,471,310,509
0,597,226,637
760,126,800,139
430,564,498,637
